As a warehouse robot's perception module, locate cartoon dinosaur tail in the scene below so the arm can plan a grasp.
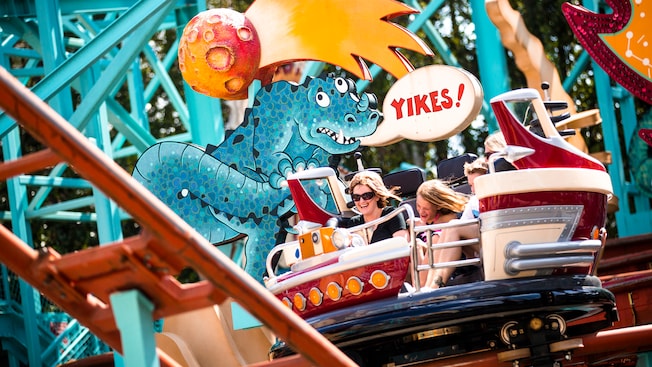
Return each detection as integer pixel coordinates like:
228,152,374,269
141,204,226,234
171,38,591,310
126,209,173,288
133,141,298,282
132,141,242,244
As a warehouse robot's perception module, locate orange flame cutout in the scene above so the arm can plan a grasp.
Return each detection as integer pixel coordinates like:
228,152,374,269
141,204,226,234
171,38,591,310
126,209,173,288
246,0,433,81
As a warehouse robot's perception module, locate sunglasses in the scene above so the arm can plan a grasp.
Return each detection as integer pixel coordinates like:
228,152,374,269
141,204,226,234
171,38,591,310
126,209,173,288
352,191,375,202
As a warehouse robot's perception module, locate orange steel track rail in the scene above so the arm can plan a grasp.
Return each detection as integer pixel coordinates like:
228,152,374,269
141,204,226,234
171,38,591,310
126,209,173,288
0,66,356,366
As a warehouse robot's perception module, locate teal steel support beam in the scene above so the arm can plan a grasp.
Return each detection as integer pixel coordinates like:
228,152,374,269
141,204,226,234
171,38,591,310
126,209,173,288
25,164,69,214
111,290,159,367
81,63,124,244
67,1,176,132
0,0,177,138
105,57,149,153
637,352,651,367
185,90,225,148
469,0,509,132
1,17,41,54
36,0,74,120
613,86,652,234
405,0,459,67
593,63,631,235
142,40,191,129
27,197,96,219
1,0,193,17
18,175,93,189
2,129,42,366
127,58,148,134
585,0,652,237
106,98,158,153
562,50,591,92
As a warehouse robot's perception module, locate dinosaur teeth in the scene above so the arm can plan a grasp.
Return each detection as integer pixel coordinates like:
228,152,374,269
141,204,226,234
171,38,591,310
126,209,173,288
337,129,345,144
317,127,355,145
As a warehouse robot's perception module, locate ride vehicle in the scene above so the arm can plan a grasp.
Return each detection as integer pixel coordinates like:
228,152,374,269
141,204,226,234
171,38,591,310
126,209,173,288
264,88,618,367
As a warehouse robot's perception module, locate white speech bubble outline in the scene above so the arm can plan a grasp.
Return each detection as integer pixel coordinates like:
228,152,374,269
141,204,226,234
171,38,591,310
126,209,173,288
360,65,484,147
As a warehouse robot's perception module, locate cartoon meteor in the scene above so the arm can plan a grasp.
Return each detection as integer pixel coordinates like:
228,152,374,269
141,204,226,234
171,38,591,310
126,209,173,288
178,0,434,100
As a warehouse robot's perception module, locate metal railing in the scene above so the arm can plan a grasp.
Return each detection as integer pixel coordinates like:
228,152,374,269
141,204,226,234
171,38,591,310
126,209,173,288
410,218,481,292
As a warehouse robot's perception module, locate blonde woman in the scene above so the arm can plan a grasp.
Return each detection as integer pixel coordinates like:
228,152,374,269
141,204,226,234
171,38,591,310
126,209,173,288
484,131,507,157
423,158,489,289
484,131,515,172
415,179,468,228
343,171,408,243
413,179,468,287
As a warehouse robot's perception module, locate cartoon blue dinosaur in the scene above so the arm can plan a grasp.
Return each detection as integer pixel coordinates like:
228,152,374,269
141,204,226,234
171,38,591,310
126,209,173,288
133,74,380,282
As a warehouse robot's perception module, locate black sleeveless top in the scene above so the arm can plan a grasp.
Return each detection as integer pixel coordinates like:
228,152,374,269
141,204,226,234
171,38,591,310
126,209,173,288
343,207,406,243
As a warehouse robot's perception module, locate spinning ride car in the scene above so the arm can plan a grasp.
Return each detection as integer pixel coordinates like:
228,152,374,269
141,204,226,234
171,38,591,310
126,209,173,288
265,88,617,367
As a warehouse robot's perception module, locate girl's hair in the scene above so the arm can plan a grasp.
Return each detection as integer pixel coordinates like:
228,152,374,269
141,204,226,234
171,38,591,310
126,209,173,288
349,170,402,208
416,179,468,214
484,131,507,154
464,157,489,176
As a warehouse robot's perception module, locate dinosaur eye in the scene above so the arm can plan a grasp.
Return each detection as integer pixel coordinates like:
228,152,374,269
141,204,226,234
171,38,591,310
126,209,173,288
334,78,349,94
315,91,331,107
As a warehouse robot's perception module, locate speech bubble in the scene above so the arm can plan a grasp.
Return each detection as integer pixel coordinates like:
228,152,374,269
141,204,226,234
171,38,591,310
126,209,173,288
360,65,484,146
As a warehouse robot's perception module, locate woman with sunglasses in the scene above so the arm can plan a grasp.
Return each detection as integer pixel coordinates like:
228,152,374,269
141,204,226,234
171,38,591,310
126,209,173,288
343,171,409,243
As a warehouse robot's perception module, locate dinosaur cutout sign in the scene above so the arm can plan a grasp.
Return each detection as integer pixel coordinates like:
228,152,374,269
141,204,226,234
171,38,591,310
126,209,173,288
146,1,482,282
133,74,379,282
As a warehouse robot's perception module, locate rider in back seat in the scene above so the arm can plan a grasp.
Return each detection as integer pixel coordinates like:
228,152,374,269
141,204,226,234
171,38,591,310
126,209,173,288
425,158,489,288
413,179,469,287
